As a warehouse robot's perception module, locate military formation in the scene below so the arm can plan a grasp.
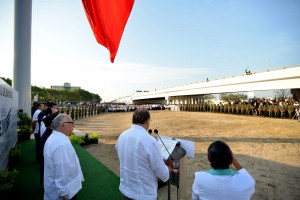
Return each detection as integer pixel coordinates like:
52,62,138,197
179,99,300,120
57,105,105,120
46,99,300,121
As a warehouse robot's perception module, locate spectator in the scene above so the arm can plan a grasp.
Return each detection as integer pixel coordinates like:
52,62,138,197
32,102,45,161
44,114,84,200
192,140,255,200
39,102,58,137
39,111,59,185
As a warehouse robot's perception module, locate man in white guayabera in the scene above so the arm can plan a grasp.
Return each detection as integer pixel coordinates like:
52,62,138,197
192,140,255,200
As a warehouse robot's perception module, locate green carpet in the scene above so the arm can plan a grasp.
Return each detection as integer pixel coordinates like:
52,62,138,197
11,139,121,200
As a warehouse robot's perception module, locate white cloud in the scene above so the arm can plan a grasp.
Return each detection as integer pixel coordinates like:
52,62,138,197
30,58,212,101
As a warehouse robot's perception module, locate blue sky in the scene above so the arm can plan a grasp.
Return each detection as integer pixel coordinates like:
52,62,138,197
0,0,299,102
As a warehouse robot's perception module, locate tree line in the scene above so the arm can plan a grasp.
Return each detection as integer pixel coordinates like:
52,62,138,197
1,77,101,103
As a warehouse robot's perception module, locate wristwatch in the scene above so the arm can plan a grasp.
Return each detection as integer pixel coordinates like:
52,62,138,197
60,195,68,200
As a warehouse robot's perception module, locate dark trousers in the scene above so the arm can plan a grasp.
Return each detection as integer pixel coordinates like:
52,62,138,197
70,194,77,200
122,194,134,200
121,193,160,200
34,133,41,161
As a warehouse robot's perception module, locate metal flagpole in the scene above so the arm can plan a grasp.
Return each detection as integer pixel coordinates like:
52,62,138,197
13,0,32,117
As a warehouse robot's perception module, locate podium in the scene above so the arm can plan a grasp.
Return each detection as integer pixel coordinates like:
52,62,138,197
169,144,187,200
157,136,194,200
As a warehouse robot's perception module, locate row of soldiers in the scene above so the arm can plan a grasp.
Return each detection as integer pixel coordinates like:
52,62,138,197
179,102,299,119
41,101,299,120
57,105,106,120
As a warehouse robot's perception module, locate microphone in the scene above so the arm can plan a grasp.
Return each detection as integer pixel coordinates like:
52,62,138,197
148,129,152,134
154,129,174,160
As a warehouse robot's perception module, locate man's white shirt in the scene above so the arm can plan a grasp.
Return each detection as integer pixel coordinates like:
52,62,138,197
43,130,84,200
115,125,169,200
32,109,42,134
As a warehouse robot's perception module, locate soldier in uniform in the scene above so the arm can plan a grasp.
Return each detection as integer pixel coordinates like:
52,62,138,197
280,105,286,119
268,105,274,118
296,106,300,122
287,105,294,119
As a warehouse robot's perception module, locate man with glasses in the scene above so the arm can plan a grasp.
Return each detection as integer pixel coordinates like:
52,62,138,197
43,114,84,200
39,111,59,186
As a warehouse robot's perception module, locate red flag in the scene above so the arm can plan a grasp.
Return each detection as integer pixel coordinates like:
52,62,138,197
82,0,135,63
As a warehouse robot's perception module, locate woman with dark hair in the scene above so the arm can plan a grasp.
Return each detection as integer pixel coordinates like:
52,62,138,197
192,140,255,200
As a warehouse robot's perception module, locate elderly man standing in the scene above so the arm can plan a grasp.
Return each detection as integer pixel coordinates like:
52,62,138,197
115,108,171,200
43,114,84,200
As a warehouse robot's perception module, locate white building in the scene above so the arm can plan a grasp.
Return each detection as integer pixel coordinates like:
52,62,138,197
51,82,80,91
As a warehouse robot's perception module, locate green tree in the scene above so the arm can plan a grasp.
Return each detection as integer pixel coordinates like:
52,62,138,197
0,77,12,86
274,89,291,101
31,86,101,103
203,94,215,103
220,93,248,103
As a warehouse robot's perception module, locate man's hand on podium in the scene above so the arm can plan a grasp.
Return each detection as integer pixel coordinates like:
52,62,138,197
164,159,173,167
164,159,173,173
164,159,179,174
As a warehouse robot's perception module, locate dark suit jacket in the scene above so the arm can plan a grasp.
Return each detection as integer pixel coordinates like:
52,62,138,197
40,128,53,185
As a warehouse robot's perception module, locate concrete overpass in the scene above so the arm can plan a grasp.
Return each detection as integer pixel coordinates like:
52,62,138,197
114,65,300,104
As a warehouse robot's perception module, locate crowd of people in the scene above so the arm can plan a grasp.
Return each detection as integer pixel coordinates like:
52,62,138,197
32,102,83,200
104,104,164,112
29,96,300,199
31,101,258,200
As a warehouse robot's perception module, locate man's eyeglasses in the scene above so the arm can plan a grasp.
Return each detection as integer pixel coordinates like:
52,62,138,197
63,122,74,125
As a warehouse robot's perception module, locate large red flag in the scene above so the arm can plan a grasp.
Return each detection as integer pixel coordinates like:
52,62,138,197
82,0,135,63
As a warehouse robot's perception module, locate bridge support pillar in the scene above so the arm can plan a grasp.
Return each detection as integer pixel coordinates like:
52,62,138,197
291,89,300,102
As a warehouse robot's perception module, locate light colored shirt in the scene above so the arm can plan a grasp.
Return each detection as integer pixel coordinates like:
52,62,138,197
192,168,255,200
40,120,46,136
32,109,41,134
44,130,84,200
115,125,169,200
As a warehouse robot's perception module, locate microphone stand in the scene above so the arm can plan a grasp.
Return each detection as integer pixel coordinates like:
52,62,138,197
154,129,174,160
153,129,173,200
150,129,183,200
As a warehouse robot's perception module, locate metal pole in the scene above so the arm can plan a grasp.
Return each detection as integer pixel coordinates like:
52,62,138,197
168,178,170,200
13,0,32,117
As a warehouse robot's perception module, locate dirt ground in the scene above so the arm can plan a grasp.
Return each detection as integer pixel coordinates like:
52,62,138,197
74,110,300,200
